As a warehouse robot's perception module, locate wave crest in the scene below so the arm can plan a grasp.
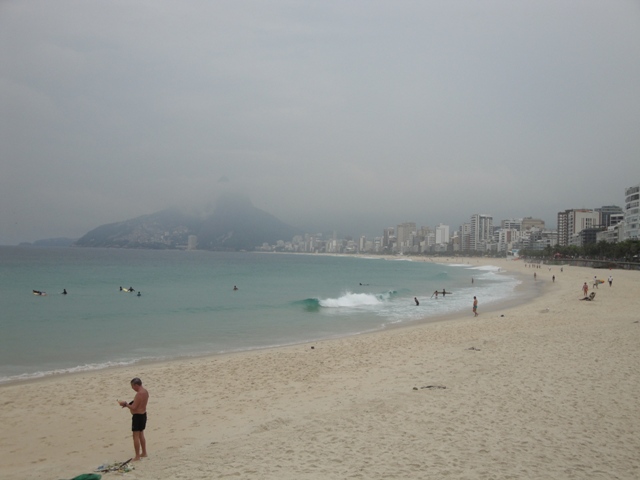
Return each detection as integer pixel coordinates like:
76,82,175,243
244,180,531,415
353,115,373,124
321,291,397,308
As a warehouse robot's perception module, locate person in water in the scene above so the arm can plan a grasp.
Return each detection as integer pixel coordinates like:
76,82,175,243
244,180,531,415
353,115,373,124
118,377,149,461
137,291,141,297
62,288,67,295
233,285,238,291
414,297,419,306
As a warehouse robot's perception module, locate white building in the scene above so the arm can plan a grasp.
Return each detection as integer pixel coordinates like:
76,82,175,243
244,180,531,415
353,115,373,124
470,214,493,251
623,184,640,240
435,224,450,244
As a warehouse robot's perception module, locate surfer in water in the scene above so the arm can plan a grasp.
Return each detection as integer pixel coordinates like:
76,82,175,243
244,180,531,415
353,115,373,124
414,297,419,306
233,285,238,291
62,288,67,295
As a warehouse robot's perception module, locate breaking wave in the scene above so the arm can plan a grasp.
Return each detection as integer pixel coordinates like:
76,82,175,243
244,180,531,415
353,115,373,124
295,291,398,311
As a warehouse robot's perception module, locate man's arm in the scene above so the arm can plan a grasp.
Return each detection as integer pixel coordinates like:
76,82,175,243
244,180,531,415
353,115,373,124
118,392,141,410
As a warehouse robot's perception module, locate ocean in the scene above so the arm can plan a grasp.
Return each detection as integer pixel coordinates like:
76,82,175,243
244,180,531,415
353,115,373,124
0,247,522,383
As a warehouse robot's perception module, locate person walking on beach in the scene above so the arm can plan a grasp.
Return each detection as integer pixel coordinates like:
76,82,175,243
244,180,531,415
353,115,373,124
118,377,149,461
473,296,478,317
608,275,613,287
593,275,599,289
582,282,589,297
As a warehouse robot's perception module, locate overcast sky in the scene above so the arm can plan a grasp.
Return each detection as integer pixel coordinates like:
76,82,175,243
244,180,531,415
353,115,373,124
1,1,639,244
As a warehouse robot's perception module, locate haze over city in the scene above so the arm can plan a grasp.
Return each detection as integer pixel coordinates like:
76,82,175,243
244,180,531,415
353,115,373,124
1,1,639,245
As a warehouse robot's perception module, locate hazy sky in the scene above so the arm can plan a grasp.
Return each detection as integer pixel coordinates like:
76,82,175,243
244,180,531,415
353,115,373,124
2,1,639,244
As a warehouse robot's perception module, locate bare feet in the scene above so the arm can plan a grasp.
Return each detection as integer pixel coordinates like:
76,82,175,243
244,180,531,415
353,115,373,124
132,456,141,461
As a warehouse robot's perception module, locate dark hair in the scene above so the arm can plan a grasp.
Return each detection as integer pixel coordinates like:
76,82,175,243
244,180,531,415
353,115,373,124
131,377,142,386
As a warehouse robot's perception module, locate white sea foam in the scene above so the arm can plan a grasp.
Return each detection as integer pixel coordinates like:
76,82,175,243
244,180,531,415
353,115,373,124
468,265,502,271
319,292,383,308
0,359,138,385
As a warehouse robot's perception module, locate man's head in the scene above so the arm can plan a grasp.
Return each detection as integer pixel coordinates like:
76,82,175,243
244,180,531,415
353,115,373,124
131,377,142,391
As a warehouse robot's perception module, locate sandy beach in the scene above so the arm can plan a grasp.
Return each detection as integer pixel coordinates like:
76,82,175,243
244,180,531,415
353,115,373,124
1,258,639,479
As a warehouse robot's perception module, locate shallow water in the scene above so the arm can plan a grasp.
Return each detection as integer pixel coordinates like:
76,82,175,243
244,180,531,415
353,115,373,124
0,247,520,382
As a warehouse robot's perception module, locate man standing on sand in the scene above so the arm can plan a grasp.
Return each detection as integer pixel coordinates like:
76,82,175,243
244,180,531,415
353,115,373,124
582,282,589,297
473,296,478,317
608,275,613,287
118,377,149,461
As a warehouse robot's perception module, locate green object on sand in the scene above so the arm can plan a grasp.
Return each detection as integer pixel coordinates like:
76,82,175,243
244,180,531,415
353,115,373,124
70,474,101,480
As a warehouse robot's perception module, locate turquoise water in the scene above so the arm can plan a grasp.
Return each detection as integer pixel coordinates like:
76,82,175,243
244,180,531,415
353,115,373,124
0,247,520,383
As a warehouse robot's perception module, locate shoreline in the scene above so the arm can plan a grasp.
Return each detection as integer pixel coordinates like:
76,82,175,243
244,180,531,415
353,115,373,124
0,255,529,387
1,258,639,479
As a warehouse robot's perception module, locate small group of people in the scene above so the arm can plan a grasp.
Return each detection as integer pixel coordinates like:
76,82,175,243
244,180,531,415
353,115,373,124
414,289,452,305
592,274,614,289
120,286,142,296
581,274,613,300
432,289,450,298
33,289,66,295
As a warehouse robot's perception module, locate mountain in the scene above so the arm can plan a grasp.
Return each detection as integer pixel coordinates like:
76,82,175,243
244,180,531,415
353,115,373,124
74,208,200,249
74,195,300,250
197,194,300,251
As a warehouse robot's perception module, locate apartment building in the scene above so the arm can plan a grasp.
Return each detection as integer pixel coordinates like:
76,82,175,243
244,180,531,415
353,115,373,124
623,184,639,240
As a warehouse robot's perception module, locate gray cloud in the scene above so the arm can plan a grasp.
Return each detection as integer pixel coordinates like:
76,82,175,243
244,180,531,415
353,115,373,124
1,0,639,244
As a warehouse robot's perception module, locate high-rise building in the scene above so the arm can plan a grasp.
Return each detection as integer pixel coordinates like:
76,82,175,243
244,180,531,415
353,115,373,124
470,214,493,251
359,236,367,252
497,228,519,252
382,227,394,249
623,184,640,240
557,209,599,246
435,224,450,244
396,222,416,248
596,205,623,228
460,223,471,252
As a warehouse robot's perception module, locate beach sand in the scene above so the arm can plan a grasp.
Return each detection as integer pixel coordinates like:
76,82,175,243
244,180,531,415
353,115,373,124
1,258,639,479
